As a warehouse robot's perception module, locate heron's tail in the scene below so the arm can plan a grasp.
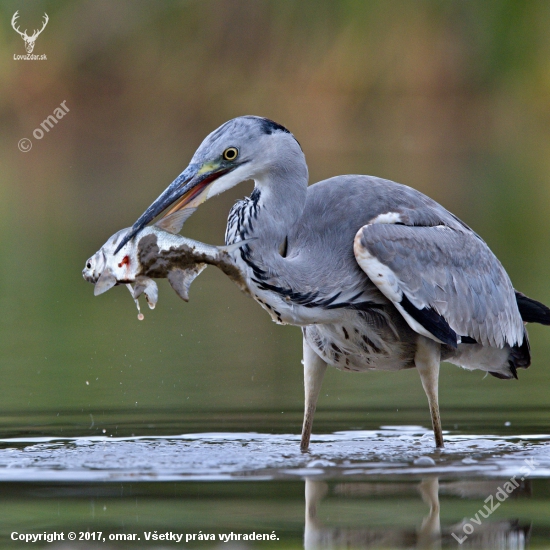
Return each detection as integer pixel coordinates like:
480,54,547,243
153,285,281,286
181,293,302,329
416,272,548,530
489,328,530,380
490,292,550,381
515,291,550,325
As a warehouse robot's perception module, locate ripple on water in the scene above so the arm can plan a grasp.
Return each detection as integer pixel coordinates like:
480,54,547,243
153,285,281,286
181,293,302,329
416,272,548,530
0,427,548,482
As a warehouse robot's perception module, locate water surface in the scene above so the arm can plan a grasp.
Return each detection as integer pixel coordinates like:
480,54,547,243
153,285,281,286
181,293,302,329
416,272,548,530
1,411,549,548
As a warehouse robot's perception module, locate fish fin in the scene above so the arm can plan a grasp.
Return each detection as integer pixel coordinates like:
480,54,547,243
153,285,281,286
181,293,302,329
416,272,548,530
94,270,117,296
220,238,257,254
132,278,147,299
132,277,159,309
126,283,143,318
167,265,207,302
154,208,197,234
144,279,158,309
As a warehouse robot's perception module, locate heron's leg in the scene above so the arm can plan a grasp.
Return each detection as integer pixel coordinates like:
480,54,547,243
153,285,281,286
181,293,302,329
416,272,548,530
415,337,444,448
301,337,328,452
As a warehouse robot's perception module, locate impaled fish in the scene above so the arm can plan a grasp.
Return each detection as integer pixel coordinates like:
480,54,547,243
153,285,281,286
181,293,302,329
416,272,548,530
82,209,249,319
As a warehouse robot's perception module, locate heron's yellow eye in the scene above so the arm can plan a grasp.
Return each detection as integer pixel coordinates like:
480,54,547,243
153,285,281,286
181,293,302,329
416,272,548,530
223,147,238,161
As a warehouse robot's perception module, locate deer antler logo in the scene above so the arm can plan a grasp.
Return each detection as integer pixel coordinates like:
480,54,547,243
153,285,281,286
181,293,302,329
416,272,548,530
11,11,49,54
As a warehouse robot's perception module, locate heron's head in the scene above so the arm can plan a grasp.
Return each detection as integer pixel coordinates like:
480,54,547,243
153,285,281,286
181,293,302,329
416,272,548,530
115,116,304,253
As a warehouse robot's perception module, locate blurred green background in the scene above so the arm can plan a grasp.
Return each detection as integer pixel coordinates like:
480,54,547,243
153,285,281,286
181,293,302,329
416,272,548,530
1,0,549,432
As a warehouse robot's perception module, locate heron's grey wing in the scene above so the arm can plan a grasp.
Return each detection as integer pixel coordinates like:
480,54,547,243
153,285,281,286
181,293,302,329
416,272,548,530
353,224,524,348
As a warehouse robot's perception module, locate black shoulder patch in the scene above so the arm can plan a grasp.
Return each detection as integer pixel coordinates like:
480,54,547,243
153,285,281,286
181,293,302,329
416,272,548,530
399,294,458,348
258,118,291,135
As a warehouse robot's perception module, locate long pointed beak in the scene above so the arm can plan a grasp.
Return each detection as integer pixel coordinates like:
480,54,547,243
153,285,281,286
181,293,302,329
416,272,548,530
115,162,233,253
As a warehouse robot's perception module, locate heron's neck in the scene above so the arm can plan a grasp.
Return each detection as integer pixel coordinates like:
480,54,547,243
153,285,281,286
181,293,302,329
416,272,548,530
253,158,308,243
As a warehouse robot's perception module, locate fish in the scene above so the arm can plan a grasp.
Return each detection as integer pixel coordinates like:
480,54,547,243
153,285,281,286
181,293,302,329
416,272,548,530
82,209,250,320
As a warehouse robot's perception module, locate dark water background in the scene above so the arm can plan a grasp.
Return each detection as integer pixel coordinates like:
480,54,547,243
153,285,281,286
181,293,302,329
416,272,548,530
1,1,550,547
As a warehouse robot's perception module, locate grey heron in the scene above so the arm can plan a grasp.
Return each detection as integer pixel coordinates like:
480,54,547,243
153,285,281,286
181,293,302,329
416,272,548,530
115,116,550,449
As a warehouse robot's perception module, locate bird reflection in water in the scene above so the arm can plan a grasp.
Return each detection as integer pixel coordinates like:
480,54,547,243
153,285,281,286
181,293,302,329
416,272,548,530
304,477,530,549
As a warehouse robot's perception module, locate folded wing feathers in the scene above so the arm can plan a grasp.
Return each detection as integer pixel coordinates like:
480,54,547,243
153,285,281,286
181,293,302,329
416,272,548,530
354,222,524,349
